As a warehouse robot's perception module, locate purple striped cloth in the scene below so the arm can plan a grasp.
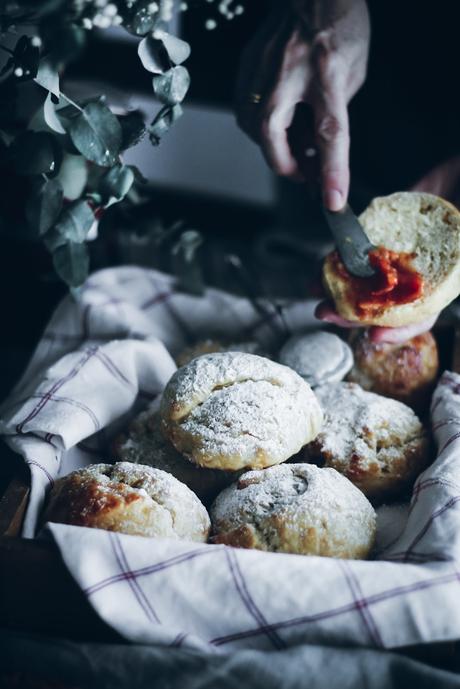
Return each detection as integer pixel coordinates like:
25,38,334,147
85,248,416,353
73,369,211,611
2,266,460,652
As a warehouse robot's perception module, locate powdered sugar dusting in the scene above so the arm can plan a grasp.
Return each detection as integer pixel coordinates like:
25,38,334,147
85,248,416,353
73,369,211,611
47,462,210,541
311,383,426,472
114,404,238,505
211,463,376,557
279,332,353,387
161,352,323,470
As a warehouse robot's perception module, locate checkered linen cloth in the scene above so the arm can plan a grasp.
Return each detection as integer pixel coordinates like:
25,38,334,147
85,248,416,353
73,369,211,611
2,266,460,653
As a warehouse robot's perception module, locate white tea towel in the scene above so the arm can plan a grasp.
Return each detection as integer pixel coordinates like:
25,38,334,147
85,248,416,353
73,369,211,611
2,266,460,653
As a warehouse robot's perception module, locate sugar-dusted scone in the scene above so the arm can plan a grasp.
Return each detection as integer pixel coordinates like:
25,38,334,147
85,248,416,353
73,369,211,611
211,463,376,559
348,330,439,413
279,331,353,387
43,462,210,542
161,352,323,471
306,383,430,501
176,339,266,368
323,192,460,326
113,404,238,506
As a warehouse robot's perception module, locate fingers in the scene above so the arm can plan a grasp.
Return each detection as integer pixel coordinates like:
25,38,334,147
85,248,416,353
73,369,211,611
410,156,460,208
259,105,304,178
369,315,439,344
315,301,438,344
235,18,311,181
312,45,350,210
314,300,362,328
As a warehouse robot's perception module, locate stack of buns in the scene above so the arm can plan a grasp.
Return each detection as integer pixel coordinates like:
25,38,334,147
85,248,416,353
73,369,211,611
43,192,460,561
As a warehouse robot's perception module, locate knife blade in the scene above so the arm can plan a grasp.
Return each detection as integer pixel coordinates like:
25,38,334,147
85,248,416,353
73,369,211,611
323,204,376,278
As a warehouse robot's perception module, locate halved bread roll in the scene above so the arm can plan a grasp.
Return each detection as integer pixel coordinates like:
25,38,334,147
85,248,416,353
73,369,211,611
323,192,460,327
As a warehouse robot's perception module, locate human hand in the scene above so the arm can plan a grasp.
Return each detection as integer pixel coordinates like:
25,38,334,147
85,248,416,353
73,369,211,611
315,300,438,343
235,0,370,210
411,156,460,209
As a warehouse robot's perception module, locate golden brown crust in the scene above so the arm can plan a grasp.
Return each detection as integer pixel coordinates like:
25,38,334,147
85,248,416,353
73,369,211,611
210,464,376,559
306,383,431,503
347,330,439,414
43,462,211,541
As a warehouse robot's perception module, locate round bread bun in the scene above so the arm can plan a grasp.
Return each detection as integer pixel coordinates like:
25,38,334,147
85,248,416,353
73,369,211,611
347,329,439,413
323,192,460,326
113,403,238,506
43,462,210,542
306,383,430,501
160,352,323,471
210,463,376,559
279,331,353,387
176,340,266,367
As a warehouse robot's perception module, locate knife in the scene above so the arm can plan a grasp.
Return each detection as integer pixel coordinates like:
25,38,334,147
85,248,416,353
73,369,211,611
322,204,376,278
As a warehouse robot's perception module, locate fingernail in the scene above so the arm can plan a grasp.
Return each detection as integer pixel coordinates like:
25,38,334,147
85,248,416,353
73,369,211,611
325,189,343,211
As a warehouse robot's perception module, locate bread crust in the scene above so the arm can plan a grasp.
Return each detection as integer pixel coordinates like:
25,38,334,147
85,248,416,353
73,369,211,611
347,330,439,413
113,404,238,506
211,463,376,559
306,383,430,502
161,352,323,471
43,462,210,541
323,192,460,327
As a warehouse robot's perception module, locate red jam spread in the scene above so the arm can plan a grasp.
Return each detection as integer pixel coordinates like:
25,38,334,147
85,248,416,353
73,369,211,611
332,247,424,319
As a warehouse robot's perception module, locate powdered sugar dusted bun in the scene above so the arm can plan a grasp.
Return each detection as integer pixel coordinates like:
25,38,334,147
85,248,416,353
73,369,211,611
176,339,266,368
113,404,237,506
43,462,210,542
161,352,323,471
211,463,376,559
279,331,353,387
323,192,460,326
307,383,430,501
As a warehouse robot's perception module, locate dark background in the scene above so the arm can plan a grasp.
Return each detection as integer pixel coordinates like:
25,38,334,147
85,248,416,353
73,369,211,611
1,0,459,403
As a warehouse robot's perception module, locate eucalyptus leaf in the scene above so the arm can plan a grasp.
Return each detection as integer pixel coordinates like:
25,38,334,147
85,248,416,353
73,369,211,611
159,31,191,65
148,104,183,146
53,199,94,243
34,59,60,98
11,131,62,176
0,57,14,76
129,165,148,185
118,110,146,150
43,226,67,252
153,66,190,105
56,153,88,201
137,34,168,74
52,241,89,287
172,230,204,296
69,102,122,166
99,164,134,205
26,177,63,235
43,92,66,134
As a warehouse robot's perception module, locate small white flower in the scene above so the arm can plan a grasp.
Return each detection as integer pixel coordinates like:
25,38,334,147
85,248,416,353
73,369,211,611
31,36,42,47
14,66,23,77
205,18,217,29
93,14,112,27
147,1,159,12
82,17,93,29
103,3,118,17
